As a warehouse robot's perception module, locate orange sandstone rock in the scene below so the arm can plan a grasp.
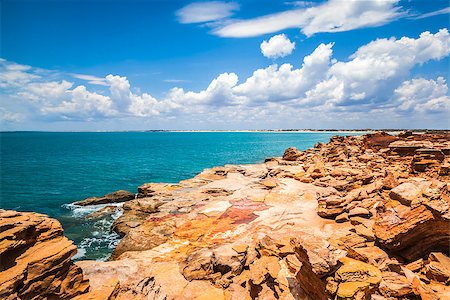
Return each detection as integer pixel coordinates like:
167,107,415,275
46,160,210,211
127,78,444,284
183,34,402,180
0,210,89,299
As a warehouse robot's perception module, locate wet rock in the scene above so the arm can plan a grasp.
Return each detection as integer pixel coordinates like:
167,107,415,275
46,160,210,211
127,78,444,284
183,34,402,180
86,205,120,219
74,190,135,206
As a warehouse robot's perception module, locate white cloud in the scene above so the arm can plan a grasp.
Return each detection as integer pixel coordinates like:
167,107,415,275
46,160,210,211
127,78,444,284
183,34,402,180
1,29,449,128
0,61,40,88
394,77,450,113
41,85,117,119
260,34,296,59
20,80,73,101
72,74,108,86
176,1,239,24
235,43,333,102
164,79,191,83
317,28,450,106
165,72,242,108
214,0,403,37
285,1,315,8
414,7,450,20
0,108,24,123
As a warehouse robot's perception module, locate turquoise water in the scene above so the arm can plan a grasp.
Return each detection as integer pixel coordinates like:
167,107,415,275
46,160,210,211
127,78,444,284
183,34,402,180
0,131,364,260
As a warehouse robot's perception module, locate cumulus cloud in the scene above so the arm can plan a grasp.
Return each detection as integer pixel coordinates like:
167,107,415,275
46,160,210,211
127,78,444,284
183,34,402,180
1,29,449,128
176,1,239,24
214,0,403,37
41,86,117,119
394,77,450,113
317,28,450,106
236,43,333,102
0,61,39,88
260,34,296,59
19,80,73,101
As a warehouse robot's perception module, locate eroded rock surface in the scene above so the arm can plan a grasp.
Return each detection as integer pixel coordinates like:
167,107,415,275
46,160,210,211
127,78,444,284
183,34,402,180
74,190,135,206
0,210,89,299
72,131,449,299
3,131,450,299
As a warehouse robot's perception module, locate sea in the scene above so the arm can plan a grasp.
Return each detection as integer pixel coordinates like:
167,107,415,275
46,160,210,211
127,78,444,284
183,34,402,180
0,131,366,260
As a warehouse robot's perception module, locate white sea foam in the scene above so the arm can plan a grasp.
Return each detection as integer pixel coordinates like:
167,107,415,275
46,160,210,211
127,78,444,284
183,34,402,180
63,202,124,261
72,247,86,260
63,202,124,218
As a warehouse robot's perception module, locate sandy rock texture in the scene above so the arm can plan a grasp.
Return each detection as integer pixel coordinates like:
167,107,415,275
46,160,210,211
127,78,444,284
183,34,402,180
2,131,450,299
0,210,89,299
73,131,450,299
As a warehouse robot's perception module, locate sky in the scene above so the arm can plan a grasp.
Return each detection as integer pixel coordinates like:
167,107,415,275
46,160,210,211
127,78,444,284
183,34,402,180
1,0,449,131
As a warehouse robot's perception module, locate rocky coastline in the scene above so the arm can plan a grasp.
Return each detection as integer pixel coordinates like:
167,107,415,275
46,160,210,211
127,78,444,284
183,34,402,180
1,131,449,299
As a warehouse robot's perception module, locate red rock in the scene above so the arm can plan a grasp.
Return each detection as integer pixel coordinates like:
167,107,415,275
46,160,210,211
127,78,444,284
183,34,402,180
0,210,89,299
363,132,398,150
282,147,302,161
374,204,450,260
6,132,450,299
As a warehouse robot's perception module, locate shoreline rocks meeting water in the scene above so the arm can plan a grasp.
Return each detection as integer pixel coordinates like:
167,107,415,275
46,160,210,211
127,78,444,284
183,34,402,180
1,131,449,299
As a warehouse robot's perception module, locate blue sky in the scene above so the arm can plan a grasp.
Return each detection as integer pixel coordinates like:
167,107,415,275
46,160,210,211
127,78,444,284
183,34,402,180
1,0,449,130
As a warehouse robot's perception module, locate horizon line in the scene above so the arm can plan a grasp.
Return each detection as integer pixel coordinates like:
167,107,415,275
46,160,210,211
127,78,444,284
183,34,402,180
1,129,449,133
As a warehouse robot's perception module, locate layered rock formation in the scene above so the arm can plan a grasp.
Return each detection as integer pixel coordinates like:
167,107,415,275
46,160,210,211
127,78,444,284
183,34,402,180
72,131,449,299
74,190,135,206
0,210,89,299
2,131,449,299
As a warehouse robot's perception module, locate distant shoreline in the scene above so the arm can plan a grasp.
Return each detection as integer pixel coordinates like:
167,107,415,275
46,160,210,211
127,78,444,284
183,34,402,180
1,129,449,133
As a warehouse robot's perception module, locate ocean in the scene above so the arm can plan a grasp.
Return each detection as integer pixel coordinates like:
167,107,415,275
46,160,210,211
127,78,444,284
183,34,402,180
0,131,365,260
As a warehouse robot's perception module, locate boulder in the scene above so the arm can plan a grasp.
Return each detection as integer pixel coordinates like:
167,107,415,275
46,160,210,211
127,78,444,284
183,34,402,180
389,180,431,207
411,148,445,173
0,210,89,299
8,131,448,299
378,272,413,298
317,195,347,218
374,204,450,260
363,132,398,150
425,252,450,283
74,190,135,206
291,237,346,300
282,147,302,161
348,207,371,218
86,205,120,219
332,257,382,299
